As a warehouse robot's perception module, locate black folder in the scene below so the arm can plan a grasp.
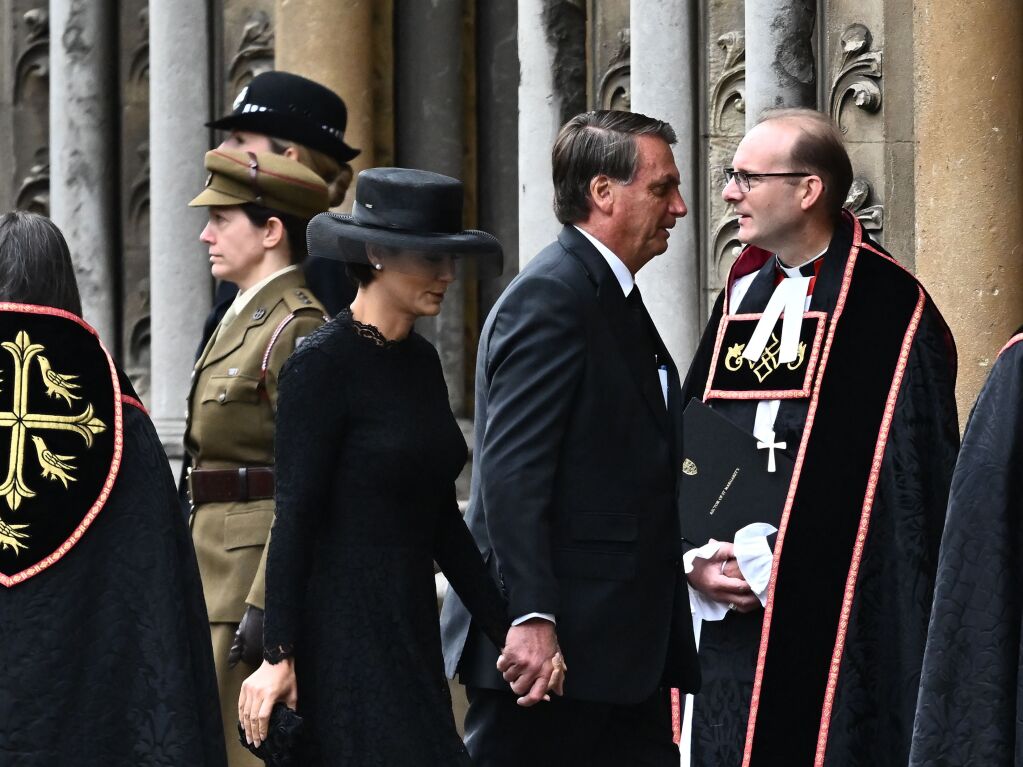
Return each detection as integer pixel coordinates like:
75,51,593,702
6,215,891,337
679,399,793,548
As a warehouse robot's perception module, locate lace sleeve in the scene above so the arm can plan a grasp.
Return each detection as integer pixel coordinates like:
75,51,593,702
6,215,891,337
263,344,346,662
434,484,509,651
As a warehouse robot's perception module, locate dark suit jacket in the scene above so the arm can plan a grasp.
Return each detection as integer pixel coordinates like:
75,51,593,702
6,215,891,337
440,225,700,705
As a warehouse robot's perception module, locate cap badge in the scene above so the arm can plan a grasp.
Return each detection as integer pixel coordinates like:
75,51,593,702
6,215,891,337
232,85,249,111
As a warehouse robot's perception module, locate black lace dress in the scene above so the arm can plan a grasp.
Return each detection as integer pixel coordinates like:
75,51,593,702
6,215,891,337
263,310,508,766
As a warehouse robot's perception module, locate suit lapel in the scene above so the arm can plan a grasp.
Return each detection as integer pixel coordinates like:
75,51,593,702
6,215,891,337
558,226,671,437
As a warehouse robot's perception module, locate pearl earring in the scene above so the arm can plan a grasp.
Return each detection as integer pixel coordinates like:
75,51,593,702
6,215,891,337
372,263,383,271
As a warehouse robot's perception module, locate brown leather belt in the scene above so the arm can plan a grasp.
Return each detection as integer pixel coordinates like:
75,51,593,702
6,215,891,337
188,467,274,505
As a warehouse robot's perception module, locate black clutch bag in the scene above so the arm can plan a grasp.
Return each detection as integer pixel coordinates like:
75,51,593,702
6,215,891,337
679,399,793,547
237,703,304,767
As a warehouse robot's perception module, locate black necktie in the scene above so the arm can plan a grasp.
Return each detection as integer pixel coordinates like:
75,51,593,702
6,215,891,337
626,286,662,387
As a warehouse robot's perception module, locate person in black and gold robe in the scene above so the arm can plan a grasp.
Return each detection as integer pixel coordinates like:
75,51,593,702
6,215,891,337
0,211,225,765
681,110,959,767
910,326,1023,767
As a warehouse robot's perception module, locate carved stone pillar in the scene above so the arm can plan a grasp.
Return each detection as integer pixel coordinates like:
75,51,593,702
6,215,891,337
913,0,1023,416
744,0,816,126
631,0,700,369
476,0,519,314
149,0,211,456
1,3,50,216
394,0,466,415
275,0,375,202
48,0,117,346
517,0,585,267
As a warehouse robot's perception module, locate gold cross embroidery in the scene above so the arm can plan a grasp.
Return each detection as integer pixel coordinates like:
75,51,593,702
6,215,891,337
0,331,105,553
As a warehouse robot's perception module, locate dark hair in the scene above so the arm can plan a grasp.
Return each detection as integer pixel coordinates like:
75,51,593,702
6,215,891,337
756,108,853,223
345,262,376,288
0,211,83,315
551,110,677,224
240,203,311,262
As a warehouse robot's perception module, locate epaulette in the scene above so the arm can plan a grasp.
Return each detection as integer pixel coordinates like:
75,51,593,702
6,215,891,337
281,287,326,315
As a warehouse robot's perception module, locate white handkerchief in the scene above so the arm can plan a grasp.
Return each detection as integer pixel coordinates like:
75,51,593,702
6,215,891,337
685,522,779,621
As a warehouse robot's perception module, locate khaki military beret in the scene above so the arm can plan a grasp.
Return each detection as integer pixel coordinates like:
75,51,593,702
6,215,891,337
189,148,329,219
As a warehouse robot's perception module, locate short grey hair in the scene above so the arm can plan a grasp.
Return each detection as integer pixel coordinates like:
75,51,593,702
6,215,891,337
552,110,677,224
0,211,82,315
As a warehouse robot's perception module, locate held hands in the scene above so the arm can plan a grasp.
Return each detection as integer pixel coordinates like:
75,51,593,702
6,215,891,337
238,658,298,749
496,618,567,707
686,542,761,613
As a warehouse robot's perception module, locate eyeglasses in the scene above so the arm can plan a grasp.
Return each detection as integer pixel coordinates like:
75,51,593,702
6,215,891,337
722,167,813,192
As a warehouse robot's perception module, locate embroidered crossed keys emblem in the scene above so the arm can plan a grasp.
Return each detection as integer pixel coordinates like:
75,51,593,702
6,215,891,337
0,331,106,552
724,333,807,384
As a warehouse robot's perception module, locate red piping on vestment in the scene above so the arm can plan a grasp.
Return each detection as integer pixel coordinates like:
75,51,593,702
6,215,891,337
0,305,123,587
812,286,925,765
998,333,1023,357
740,216,864,767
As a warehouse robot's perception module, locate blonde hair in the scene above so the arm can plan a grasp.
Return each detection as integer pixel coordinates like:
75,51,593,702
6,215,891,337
269,138,353,208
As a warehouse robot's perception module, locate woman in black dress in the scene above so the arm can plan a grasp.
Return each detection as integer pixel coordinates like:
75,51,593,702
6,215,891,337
239,168,512,765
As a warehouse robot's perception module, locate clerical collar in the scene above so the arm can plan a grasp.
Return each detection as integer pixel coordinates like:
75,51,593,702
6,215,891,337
775,247,827,279
574,225,634,297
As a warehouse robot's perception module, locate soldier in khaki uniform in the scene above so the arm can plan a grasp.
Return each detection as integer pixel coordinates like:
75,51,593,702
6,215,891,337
185,148,329,766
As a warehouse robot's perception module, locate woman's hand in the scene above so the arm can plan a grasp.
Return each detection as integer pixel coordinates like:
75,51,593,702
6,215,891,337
238,658,298,748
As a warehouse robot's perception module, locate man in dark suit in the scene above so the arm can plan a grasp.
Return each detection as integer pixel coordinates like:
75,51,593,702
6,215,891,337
440,110,701,766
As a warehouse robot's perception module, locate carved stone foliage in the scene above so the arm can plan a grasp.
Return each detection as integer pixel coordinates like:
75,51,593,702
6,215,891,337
15,147,48,213
228,9,275,94
710,31,745,132
14,7,48,103
5,3,51,215
587,0,628,112
829,23,882,133
844,178,883,232
703,5,747,304
119,0,150,401
596,28,630,110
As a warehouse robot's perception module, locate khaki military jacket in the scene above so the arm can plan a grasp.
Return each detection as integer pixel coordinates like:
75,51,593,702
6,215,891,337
186,267,327,623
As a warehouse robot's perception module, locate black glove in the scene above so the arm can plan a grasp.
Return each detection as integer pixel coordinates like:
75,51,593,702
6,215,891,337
228,605,265,669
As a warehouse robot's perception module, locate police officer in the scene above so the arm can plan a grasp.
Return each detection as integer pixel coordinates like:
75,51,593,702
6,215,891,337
204,69,362,338
185,148,329,766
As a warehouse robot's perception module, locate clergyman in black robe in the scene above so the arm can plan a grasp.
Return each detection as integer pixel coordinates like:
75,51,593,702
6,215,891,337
681,110,959,767
909,327,1023,767
0,301,226,765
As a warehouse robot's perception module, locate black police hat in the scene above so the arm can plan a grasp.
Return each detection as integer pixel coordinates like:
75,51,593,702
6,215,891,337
207,71,361,164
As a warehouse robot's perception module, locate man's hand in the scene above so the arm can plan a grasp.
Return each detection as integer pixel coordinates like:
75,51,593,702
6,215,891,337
687,542,761,613
496,618,564,707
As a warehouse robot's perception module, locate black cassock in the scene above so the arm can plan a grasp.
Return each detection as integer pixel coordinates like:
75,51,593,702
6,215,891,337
681,213,959,767
910,328,1023,767
0,307,224,765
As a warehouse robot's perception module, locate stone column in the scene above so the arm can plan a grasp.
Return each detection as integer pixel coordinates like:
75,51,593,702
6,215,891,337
148,0,212,456
744,0,816,127
275,0,375,198
48,0,117,347
477,0,519,314
913,0,1023,417
632,0,700,370
517,0,561,267
394,0,467,415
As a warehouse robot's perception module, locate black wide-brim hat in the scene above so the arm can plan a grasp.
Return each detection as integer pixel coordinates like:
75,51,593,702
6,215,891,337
207,71,361,164
307,167,504,276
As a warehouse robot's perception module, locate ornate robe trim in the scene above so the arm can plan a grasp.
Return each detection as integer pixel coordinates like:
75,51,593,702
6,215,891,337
704,312,827,401
0,303,123,587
